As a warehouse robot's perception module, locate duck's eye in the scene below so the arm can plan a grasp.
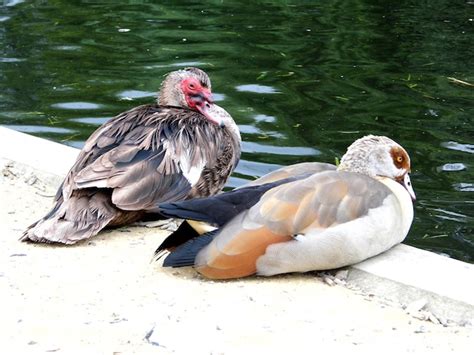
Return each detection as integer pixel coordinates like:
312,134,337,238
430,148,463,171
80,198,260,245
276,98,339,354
189,83,196,90
396,156,403,163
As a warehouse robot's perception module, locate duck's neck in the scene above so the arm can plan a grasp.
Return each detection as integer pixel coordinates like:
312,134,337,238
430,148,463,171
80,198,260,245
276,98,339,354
376,176,414,237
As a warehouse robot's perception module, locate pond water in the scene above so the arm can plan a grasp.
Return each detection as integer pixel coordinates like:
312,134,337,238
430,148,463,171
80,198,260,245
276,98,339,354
0,1,473,262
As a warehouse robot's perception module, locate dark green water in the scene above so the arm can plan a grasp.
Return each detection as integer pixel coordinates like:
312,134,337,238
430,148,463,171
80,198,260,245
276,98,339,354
1,1,473,262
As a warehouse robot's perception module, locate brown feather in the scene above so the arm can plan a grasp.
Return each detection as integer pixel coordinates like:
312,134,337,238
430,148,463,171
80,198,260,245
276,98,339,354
196,227,292,279
22,69,241,244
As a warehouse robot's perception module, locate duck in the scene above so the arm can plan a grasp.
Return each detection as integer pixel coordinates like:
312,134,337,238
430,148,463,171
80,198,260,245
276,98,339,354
21,67,241,244
155,135,416,279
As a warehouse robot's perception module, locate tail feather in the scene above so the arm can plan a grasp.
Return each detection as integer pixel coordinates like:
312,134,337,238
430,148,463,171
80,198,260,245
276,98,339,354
21,207,113,244
154,220,200,257
20,191,120,244
159,179,295,227
162,230,218,268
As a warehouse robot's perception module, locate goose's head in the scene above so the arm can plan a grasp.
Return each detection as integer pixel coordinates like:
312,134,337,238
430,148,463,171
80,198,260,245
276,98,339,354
338,135,416,201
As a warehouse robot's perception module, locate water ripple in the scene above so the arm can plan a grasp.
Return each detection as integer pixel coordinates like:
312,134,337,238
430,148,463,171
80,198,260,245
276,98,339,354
242,141,319,156
235,159,282,178
145,61,205,69
54,45,82,51
117,90,156,100
453,183,474,192
236,84,280,94
253,114,276,122
432,208,468,223
212,93,226,102
227,175,251,188
3,125,74,134
52,102,103,110
0,57,25,63
5,0,25,6
238,124,285,138
438,163,467,172
441,141,474,154
70,117,110,125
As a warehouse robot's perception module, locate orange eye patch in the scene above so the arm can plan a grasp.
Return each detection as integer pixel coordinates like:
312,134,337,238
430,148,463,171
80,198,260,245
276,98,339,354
390,146,410,170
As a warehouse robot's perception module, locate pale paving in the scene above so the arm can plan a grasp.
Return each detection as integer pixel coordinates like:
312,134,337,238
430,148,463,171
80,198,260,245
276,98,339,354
0,158,472,354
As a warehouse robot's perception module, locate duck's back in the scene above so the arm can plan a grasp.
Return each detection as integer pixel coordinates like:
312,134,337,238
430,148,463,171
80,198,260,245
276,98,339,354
21,103,240,244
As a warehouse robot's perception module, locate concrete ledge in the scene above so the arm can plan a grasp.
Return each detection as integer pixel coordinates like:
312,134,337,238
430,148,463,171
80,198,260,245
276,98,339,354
1,125,473,326
0,125,79,177
350,245,474,325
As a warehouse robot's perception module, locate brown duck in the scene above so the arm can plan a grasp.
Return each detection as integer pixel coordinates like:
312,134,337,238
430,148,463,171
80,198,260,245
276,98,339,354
21,67,241,244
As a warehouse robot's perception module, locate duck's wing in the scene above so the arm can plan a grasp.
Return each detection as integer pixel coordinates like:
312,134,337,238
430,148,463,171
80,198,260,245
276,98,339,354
164,171,392,279
241,162,336,187
56,105,152,201
69,106,233,211
159,162,336,225
157,162,336,252
155,176,307,257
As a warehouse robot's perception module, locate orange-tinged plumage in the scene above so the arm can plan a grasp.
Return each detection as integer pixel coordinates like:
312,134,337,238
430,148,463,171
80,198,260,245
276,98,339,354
157,135,416,279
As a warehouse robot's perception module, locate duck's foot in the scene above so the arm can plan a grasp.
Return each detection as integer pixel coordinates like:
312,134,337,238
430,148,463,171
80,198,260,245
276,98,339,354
319,269,349,287
134,218,182,231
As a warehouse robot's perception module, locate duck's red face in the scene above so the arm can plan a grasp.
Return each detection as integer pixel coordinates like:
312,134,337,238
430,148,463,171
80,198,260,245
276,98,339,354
181,77,222,126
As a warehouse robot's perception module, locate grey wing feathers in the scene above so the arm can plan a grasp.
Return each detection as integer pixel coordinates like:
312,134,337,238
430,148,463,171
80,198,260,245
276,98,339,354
246,171,392,236
63,106,236,212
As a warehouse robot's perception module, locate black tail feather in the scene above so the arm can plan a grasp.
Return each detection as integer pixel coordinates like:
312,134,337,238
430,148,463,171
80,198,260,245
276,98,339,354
163,230,218,268
154,220,200,257
159,180,293,227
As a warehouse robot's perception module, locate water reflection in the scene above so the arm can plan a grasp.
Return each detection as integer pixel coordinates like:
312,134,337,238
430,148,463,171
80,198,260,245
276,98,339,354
438,163,467,172
52,102,103,110
0,57,24,62
235,159,282,178
3,124,74,134
442,141,474,154
453,183,474,192
243,141,320,156
235,84,281,94
238,124,285,139
70,117,109,125
116,90,155,100
145,62,206,69
253,114,276,123
4,0,25,6
432,208,468,223
54,45,82,51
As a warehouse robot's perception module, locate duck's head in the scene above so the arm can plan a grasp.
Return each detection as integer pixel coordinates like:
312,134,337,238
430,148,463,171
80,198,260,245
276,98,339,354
158,67,225,126
338,135,416,201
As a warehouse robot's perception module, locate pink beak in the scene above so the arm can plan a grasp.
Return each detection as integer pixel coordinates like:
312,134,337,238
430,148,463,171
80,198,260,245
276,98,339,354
195,90,225,127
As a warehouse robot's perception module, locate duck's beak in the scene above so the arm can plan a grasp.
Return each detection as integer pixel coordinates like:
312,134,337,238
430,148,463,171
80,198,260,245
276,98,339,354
402,173,416,201
195,95,225,128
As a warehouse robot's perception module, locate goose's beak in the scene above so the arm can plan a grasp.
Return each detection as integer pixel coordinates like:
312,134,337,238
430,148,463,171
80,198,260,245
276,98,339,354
403,173,416,201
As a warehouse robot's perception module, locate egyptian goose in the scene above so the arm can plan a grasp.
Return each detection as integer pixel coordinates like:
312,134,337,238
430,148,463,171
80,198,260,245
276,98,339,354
21,67,241,244
156,135,415,279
